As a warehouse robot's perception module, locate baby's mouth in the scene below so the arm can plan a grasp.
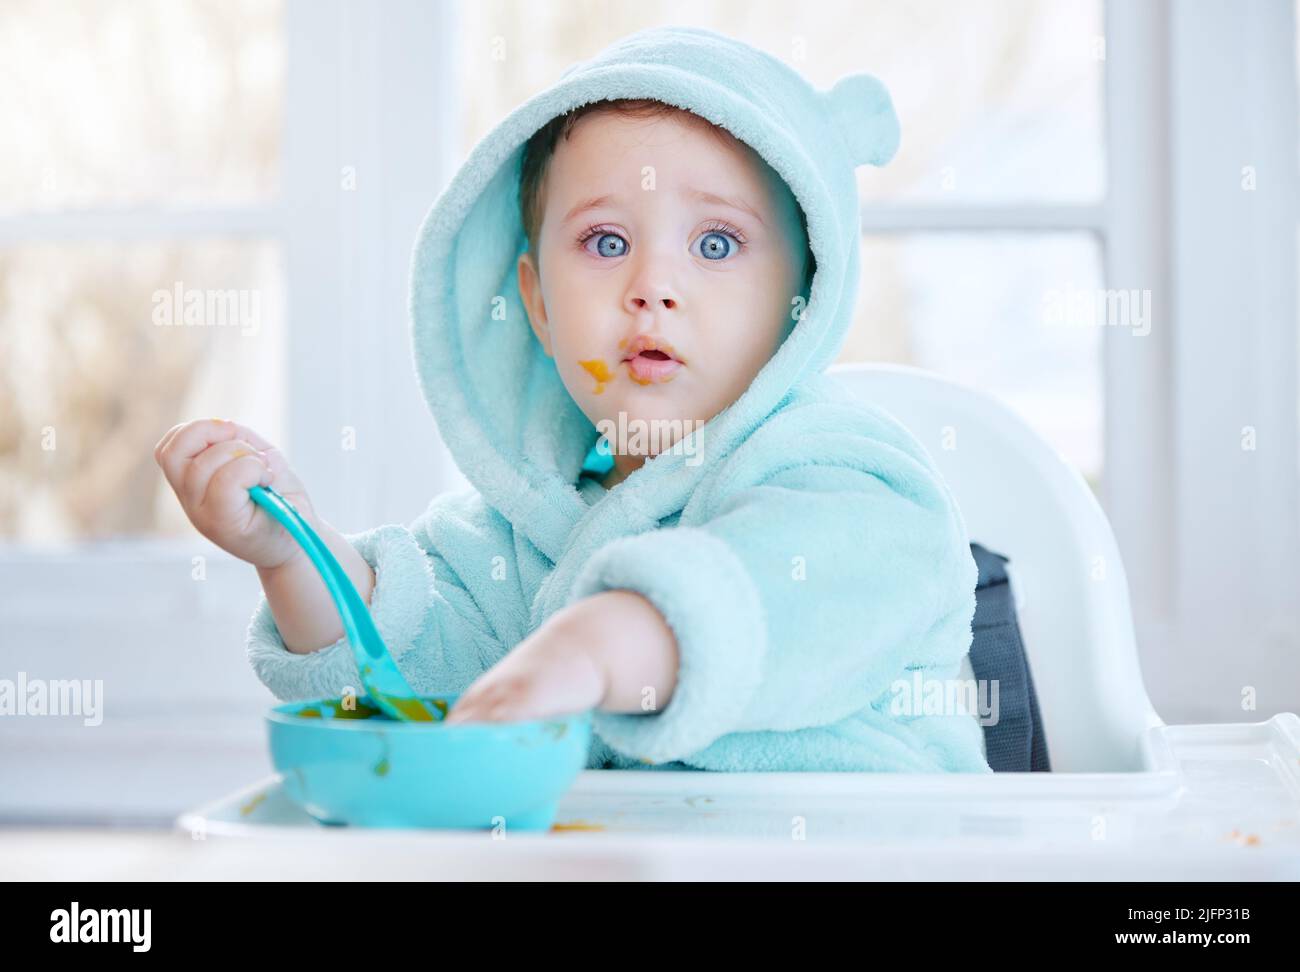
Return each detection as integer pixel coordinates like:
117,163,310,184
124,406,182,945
625,348,683,384
622,338,685,384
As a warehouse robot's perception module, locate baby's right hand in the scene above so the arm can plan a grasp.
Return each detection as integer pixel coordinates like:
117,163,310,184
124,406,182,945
154,419,316,570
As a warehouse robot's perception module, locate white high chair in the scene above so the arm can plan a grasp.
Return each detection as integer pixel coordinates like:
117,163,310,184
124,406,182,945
830,362,1161,772
178,364,1300,879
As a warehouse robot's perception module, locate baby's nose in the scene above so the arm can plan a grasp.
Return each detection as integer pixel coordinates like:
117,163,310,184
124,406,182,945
628,294,677,311
625,269,678,314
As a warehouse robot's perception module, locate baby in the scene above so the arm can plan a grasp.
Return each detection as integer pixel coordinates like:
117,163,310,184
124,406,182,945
155,26,990,772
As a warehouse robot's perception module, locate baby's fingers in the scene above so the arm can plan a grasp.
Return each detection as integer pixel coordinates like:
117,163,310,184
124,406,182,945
185,440,272,514
251,444,298,490
445,675,535,724
200,448,276,523
445,685,496,723
218,424,301,494
444,698,513,724
156,419,239,488
153,422,185,465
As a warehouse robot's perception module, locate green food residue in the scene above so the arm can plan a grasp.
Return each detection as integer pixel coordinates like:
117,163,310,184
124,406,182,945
293,695,452,724
325,698,383,719
382,694,435,721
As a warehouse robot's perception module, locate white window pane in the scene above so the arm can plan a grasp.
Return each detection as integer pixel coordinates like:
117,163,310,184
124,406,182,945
0,241,285,545
457,0,1104,203
839,232,1105,487
0,0,283,211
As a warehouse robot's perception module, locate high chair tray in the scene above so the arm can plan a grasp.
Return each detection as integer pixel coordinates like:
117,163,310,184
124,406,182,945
175,716,1300,880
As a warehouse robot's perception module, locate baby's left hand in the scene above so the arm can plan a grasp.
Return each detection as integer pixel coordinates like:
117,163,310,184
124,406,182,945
443,609,607,724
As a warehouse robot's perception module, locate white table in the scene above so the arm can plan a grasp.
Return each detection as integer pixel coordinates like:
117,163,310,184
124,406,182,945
4,716,1298,880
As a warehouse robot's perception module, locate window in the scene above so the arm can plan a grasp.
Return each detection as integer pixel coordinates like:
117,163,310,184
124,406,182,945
0,0,287,546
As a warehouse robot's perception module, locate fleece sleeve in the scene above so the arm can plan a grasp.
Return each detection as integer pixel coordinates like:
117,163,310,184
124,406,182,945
565,453,978,766
245,489,530,703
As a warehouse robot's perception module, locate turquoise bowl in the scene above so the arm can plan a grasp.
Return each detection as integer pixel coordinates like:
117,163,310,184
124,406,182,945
266,694,592,831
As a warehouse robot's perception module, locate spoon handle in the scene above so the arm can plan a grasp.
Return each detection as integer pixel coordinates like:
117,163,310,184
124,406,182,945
249,485,440,722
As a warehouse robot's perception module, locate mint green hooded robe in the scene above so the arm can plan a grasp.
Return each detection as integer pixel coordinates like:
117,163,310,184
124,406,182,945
246,25,991,774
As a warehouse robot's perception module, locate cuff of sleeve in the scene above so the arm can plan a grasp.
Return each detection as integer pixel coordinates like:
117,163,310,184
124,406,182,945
245,524,435,702
567,527,767,764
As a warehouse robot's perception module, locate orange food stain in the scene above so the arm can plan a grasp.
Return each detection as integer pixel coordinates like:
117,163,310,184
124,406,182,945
550,820,606,832
579,358,614,394
580,358,611,380
239,792,268,816
1223,828,1262,846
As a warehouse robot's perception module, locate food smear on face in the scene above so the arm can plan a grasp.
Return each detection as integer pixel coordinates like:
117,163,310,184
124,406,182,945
579,358,614,394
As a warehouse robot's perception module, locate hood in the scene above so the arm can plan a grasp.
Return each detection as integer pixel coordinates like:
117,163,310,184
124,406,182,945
407,25,900,562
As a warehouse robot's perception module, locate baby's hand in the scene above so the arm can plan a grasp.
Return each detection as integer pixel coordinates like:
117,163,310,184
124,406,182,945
154,418,316,570
444,610,609,724
445,590,680,725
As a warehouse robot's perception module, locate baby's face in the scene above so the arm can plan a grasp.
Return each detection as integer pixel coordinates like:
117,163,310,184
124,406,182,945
517,110,808,463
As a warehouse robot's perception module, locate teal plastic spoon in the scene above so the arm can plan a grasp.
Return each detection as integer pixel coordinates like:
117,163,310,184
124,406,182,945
248,484,443,723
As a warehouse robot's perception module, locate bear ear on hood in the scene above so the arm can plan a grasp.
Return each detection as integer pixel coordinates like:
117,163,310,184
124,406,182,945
823,72,901,168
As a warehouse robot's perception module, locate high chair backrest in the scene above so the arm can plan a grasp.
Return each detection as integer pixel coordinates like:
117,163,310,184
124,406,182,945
827,363,1165,771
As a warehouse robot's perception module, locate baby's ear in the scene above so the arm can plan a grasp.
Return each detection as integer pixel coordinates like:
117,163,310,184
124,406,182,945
515,251,552,356
822,72,901,168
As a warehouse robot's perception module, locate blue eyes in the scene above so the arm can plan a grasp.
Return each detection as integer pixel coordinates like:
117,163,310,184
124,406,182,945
696,232,734,260
578,223,746,262
592,233,628,258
